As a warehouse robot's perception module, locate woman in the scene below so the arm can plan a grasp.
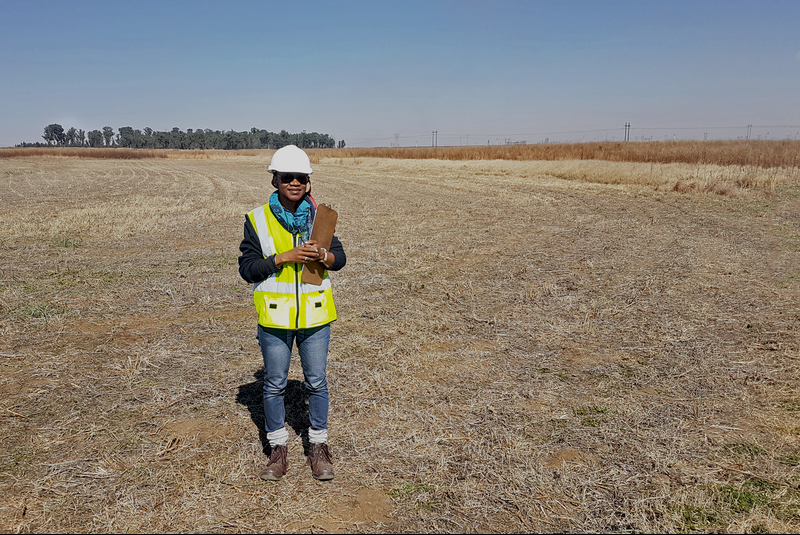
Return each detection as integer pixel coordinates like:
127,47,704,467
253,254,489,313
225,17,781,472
238,145,346,481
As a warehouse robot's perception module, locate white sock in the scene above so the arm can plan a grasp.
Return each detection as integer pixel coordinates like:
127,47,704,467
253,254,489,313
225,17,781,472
308,428,328,444
267,427,289,447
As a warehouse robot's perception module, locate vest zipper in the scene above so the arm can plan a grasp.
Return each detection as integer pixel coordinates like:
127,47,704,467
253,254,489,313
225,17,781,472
294,233,301,328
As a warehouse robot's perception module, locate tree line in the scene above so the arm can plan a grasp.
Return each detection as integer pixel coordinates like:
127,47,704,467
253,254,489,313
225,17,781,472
18,124,345,150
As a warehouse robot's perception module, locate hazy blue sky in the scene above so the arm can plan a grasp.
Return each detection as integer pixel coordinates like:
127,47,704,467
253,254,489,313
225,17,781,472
2,0,799,147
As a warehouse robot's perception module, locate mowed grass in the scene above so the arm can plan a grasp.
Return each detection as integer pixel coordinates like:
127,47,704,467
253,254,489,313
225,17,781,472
0,152,799,532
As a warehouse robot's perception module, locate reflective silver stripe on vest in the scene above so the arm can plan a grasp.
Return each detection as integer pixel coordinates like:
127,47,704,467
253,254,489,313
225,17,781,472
253,276,332,294
252,205,275,257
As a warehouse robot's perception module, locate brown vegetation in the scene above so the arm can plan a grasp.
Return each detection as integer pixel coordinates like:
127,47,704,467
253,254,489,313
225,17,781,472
4,139,800,169
322,140,800,168
1,154,799,532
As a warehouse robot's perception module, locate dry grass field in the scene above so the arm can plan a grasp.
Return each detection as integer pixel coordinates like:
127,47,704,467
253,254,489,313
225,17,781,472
320,139,800,169
1,147,799,533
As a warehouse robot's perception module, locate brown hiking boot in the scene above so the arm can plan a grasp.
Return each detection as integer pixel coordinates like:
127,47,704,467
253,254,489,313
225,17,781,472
308,443,334,480
259,445,288,481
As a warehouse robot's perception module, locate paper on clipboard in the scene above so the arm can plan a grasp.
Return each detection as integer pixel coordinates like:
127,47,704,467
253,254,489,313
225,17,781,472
301,204,338,285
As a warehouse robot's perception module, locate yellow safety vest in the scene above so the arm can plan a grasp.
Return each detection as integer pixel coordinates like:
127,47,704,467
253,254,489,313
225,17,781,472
247,204,337,330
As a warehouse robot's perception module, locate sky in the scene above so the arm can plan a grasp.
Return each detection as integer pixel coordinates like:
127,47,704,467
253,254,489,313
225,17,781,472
2,0,799,147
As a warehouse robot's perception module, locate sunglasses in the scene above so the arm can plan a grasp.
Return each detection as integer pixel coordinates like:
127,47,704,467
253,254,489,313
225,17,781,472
277,173,309,185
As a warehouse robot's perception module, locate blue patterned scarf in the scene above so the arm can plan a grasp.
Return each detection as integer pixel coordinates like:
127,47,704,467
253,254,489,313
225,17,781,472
269,191,314,241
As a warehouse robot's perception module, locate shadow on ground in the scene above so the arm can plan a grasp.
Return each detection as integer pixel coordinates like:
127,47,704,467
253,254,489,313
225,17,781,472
236,368,310,455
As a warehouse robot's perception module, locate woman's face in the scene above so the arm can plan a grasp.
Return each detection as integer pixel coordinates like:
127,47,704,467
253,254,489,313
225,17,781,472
274,172,309,206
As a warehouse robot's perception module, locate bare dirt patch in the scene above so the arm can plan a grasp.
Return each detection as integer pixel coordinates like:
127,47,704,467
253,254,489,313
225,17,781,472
543,448,596,468
1,154,799,532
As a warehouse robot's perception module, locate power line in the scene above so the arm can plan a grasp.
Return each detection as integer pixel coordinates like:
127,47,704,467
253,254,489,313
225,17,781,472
343,124,800,147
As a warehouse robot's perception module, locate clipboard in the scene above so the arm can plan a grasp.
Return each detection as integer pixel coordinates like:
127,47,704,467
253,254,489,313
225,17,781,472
301,204,338,285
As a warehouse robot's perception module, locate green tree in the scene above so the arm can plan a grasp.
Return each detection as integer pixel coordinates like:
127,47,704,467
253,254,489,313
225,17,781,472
102,126,114,147
41,124,54,145
87,129,104,147
117,126,135,148
65,127,77,146
41,124,336,151
42,124,65,145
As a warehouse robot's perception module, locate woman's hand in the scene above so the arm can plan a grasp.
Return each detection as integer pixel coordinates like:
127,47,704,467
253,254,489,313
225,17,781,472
317,247,334,269
275,239,322,267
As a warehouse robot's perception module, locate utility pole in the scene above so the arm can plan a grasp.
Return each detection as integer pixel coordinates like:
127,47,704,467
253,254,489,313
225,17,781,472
623,122,631,142
747,124,752,140
394,133,399,147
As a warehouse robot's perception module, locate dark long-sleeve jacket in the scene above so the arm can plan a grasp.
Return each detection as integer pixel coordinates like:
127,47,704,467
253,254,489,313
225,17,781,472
238,215,346,284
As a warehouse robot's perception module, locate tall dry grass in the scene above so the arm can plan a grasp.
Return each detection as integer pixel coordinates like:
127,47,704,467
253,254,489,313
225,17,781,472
323,140,800,169
3,140,799,168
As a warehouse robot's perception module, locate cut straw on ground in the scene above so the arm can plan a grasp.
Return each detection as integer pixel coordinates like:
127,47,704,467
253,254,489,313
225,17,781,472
1,151,798,532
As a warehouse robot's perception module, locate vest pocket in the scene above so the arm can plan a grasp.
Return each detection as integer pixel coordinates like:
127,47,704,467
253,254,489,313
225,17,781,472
259,295,293,328
303,292,335,327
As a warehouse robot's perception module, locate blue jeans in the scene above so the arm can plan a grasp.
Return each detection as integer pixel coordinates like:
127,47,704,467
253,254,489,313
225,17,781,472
257,323,330,433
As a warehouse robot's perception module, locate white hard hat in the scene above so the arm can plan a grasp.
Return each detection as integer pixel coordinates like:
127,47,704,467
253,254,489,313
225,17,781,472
268,145,313,175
